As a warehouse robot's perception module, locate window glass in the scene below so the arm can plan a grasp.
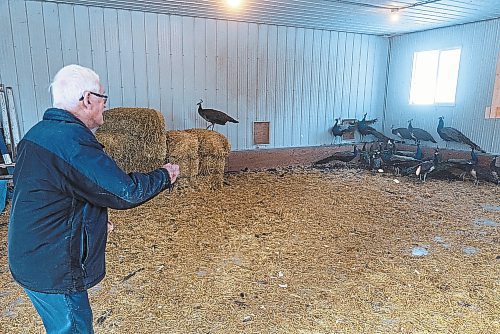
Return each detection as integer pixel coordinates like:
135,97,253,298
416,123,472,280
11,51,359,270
409,48,461,105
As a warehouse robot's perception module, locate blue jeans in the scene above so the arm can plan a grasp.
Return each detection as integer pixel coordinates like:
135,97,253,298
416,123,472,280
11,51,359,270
24,288,94,334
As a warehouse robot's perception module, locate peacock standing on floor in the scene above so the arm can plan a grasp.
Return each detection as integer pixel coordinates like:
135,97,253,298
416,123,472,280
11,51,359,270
314,146,358,165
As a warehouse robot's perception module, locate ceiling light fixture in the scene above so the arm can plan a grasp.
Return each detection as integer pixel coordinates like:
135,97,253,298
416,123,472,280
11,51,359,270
390,8,400,22
226,0,241,8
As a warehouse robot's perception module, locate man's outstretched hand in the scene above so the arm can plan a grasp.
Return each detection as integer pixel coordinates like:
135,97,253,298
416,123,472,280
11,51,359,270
162,163,180,185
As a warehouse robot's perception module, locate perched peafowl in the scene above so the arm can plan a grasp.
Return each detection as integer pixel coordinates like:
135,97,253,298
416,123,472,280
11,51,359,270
408,120,437,144
330,118,355,143
437,117,486,153
357,114,391,143
197,99,239,130
391,125,413,143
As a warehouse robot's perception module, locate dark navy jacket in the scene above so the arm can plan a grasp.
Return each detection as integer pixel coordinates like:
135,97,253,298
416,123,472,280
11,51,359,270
8,108,171,294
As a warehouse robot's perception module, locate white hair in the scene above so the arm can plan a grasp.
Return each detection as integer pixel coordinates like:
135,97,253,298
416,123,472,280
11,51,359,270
50,64,100,111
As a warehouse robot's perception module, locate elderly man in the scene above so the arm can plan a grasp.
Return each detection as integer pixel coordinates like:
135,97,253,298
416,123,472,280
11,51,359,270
8,64,179,333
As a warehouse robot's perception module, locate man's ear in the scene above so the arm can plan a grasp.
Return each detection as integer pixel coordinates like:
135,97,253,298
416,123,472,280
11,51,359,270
82,92,91,108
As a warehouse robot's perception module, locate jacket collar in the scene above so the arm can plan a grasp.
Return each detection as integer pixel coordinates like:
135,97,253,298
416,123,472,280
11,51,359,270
43,108,87,128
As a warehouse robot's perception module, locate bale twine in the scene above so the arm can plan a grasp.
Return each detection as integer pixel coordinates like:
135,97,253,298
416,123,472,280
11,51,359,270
96,108,166,173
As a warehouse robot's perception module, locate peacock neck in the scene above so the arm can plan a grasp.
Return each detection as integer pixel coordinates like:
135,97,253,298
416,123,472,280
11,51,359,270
437,119,444,131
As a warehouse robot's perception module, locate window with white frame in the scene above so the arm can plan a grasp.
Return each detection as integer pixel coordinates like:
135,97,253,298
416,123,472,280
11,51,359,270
409,48,461,105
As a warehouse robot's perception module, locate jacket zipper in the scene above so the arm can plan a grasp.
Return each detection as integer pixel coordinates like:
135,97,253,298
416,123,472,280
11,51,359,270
81,226,89,277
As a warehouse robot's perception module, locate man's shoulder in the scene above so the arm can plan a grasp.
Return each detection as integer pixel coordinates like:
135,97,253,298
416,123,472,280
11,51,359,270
23,118,100,156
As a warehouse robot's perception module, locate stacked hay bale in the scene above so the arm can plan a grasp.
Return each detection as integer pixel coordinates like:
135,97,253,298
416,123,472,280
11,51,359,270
93,132,128,170
95,108,166,173
165,130,199,188
185,129,231,190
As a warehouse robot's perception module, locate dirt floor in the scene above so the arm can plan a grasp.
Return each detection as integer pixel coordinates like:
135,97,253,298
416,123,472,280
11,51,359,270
1,168,499,334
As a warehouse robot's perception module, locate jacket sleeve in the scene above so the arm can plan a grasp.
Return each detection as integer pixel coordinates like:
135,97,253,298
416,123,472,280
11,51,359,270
61,138,171,210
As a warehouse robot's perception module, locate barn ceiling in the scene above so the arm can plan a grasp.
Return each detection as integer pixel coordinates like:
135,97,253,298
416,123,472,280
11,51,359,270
37,0,500,36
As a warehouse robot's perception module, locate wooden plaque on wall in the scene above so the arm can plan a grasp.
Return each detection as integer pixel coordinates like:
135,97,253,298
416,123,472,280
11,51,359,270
485,51,500,119
341,119,356,140
253,121,270,145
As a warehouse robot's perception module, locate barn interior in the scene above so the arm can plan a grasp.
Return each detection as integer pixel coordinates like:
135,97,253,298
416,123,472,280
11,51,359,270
0,1,499,333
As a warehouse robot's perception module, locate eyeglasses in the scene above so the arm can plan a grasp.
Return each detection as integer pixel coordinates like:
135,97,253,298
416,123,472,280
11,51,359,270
79,91,108,103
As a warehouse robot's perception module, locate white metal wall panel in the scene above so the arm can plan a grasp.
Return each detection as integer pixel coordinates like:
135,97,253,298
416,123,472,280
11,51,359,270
237,22,250,149
2,0,389,151
334,32,347,123
301,29,313,147
374,37,389,133
256,25,268,123
325,31,338,145
58,4,78,65
182,16,195,129
317,30,330,144
308,30,321,145
292,28,305,148
0,0,25,135
145,12,161,112
170,14,184,130
158,14,173,126
215,20,228,138
357,35,369,117
103,8,123,107
204,19,217,129
283,27,296,148
226,21,239,150
349,34,362,119
131,11,147,107
0,1,15,84
192,17,205,130
247,23,259,147
363,36,376,121
117,9,135,107
265,25,278,147
274,26,287,147
385,18,500,154
89,7,108,93
74,6,92,68
26,1,51,115
42,2,64,79
9,0,38,132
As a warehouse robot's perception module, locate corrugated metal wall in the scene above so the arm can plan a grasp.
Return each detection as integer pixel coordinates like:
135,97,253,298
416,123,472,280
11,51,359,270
0,0,389,151
385,18,500,154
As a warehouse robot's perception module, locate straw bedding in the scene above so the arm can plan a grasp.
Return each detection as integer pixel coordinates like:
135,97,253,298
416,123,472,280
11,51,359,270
0,168,498,333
